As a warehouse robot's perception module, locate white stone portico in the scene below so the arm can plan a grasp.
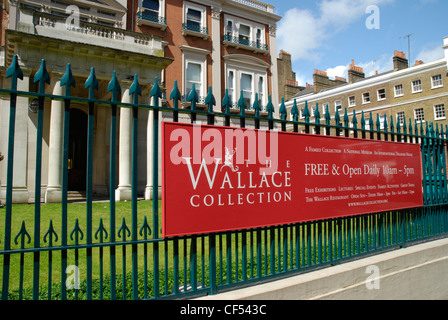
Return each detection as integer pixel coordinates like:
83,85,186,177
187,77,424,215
0,3,172,203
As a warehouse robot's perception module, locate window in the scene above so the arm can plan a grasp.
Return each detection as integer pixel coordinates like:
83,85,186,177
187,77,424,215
377,88,386,101
226,20,233,37
365,118,371,131
434,104,446,120
348,96,356,108
394,84,403,97
224,55,267,111
432,74,443,89
414,108,425,123
335,100,342,112
186,62,202,98
379,116,385,130
362,92,370,104
186,8,201,30
412,80,422,93
223,15,267,53
311,105,317,117
258,76,264,108
227,70,235,103
241,73,253,109
396,111,405,126
142,0,159,19
256,29,262,48
239,24,251,44
322,103,329,114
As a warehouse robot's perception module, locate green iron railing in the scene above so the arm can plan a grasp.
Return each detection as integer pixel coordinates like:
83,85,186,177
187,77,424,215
223,34,269,52
0,56,447,300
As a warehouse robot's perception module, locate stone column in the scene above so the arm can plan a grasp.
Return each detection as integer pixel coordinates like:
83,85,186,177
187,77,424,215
145,104,161,200
9,68,31,203
45,73,64,203
115,83,132,201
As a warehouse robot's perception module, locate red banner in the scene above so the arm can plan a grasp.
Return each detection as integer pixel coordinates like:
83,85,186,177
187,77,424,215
162,122,423,237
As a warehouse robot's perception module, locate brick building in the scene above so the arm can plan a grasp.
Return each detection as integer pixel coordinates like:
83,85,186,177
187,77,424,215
0,0,281,203
285,40,448,134
277,50,303,102
133,0,281,113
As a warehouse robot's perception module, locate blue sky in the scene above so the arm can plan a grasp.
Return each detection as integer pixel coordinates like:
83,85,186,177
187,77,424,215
271,0,447,86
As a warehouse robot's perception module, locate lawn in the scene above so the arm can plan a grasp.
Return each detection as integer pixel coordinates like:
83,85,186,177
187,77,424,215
0,200,169,298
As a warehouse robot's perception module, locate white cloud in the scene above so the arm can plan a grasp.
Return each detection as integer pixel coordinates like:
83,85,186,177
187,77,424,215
277,0,394,62
415,43,444,64
277,8,324,63
326,65,349,79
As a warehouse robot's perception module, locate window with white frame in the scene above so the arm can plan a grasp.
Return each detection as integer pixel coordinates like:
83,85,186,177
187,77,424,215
241,73,253,109
223,15,266,52
434,104,446,120
186,62,202,98
396,111,405,126
181,44,209,102
394,84,403,97
226,20,233,37
362,92,370,104
256,28,262,48
432,74,443,89
311,105,317,118
322,103,329,114
224,55,268,111
365,118,371,130
414,108,425,123
186,8,201,29
377,88,386,101
183,2,206,34
139,0,166,27
258,76,264,108
335,100,342,113
348,96,356,108
227,70,235,103
379,116,385,130
142,0,160,19
239,24,251,43
412,80,422,93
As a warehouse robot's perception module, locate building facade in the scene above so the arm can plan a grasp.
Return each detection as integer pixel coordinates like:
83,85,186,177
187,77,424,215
133,0,280,113
286,44,448,135
277,49,303,102
0,0,280,203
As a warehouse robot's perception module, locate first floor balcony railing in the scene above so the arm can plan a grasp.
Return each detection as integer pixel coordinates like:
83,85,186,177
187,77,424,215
181,23,209,40
137,11,167,30
223,34,269,53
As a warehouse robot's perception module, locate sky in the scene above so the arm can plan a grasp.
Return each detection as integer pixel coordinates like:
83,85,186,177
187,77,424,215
271,0,447,87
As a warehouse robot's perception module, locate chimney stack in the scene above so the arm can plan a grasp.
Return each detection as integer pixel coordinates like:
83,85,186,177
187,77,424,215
348,60,365,84
414,60,424,66
393,51,409,71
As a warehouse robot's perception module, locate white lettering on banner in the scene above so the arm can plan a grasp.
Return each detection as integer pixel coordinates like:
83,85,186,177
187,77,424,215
162,121,424,237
